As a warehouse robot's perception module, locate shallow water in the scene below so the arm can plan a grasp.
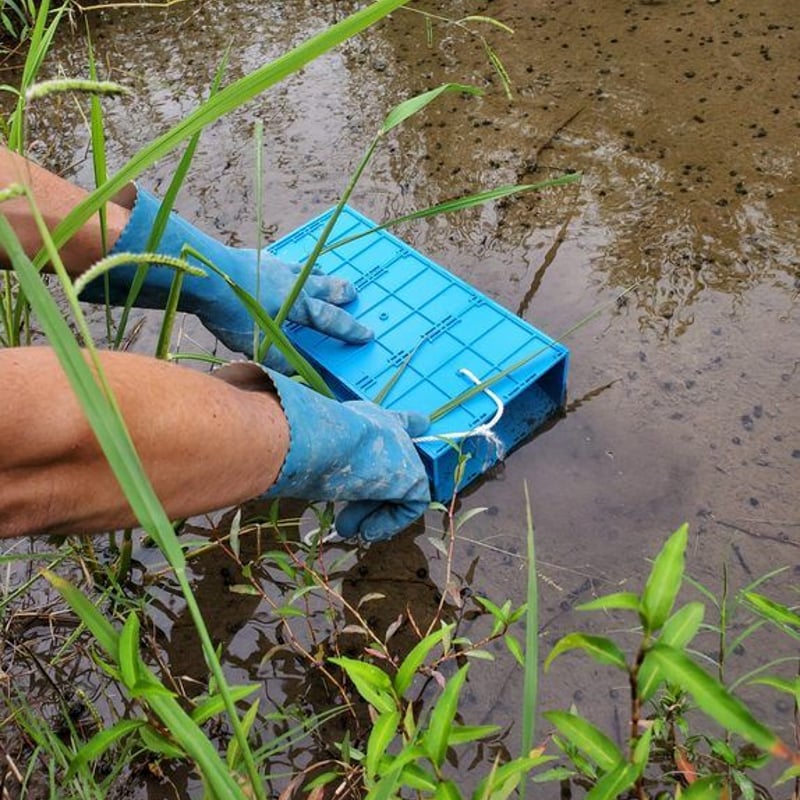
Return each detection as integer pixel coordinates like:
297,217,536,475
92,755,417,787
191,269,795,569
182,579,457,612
4,0,799,794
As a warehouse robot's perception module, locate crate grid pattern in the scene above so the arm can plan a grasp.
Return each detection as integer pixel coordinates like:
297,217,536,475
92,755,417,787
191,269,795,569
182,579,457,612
269,206,569,501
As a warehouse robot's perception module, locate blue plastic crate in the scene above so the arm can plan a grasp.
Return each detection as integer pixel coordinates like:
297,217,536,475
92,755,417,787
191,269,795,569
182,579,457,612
268,206,569,502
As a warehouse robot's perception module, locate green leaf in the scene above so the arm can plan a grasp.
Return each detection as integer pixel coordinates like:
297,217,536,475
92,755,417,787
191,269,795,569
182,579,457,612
584,760,638,800
67,719,144,779
190,684,261,725
330,657,396,714
394,625,451,697
576,592,641,612
744,592,800,631
139,724,186,760
472,756,545,800
639,523,688,633
775,764,800,785
448,724,501,746
545,634,627,672
504,634,524,666
435,780,463,800
380,83,482,134
749,675,800,700
677,775,727,800
638,601,705,701
226,699,260,770
425,665,469,768
644,643,785,754
42,571,119,657
366,710,400,782
118,612,141,689
543,711,622,772
631,726,653,773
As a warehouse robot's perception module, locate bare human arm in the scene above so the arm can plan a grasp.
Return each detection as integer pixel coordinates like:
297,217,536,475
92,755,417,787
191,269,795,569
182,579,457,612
0,145,134,274
0,346,289,538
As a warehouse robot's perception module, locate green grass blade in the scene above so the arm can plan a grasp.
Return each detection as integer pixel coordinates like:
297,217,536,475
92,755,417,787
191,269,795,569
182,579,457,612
186,246,334,396
113,47,230,349
430,284,634,422
543,711,622,772
36,0,412,268
66,719,145,780
253,118,265,358
380,83,481,133
320,174,582,255
520,482,538,766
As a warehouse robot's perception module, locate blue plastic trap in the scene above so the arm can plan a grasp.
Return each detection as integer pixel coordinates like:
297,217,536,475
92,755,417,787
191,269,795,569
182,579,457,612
268,206,569,502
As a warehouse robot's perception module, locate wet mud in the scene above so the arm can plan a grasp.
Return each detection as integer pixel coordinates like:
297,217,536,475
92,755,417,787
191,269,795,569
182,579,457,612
3,0,798,794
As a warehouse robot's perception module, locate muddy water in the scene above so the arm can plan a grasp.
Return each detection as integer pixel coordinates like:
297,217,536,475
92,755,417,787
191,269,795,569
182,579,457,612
12,0,800,793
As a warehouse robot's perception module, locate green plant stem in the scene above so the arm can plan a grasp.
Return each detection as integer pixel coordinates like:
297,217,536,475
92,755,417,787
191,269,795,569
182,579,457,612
520,481,538,775
260,135,379,363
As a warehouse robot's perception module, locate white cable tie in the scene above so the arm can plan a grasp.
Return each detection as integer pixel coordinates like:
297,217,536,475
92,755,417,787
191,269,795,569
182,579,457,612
413,367,504,444
302,526,344,546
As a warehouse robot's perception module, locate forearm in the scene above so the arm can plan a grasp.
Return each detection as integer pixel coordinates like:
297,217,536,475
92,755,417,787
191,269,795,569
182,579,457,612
0,147,133,276
0,347,289,537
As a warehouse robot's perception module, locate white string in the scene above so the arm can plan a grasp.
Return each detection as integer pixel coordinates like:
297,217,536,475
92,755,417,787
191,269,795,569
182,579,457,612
413,367,505,457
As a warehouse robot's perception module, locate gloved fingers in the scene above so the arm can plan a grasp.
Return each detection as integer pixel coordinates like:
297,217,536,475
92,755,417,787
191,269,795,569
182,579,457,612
394,410,430,438
335,499,428,543
287,262,323,276
290,296,373,343
303,273,358,305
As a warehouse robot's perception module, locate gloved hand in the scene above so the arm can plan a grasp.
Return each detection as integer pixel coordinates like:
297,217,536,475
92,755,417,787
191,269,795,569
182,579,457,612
217,363,431,542
80,187,373,371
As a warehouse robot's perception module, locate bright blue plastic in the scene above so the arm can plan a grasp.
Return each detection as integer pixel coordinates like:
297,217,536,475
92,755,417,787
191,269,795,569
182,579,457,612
268,206,569,502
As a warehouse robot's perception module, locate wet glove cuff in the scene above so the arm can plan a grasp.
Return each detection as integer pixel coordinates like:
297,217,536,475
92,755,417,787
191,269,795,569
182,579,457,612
79,186,224,314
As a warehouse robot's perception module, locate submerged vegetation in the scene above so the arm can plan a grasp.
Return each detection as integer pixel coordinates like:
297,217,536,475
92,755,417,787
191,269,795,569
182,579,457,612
0,1,798,798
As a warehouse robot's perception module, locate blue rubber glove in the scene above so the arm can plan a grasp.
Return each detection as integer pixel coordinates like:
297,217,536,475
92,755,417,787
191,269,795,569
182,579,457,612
217,363,431,542
80,187,373,371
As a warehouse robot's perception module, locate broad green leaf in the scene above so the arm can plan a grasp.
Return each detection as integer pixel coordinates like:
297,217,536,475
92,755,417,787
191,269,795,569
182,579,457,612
330,657,396,714
644,643,786,755
543,711,622,772
139,724,186,760
472,756,545,800
678,775,726,800
638,601,705,701
584,760,638,800
744,592,800,631
435,780,463,800
394,625,451,697
425,665,469,768
66,719,144,779
398,762,438,791
447,724,501,746
545,633,627,672
118,612,141,689
577,592,641,612
190,684,262,725
380,84,482,134
366,710,400,782
639,523,688,633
